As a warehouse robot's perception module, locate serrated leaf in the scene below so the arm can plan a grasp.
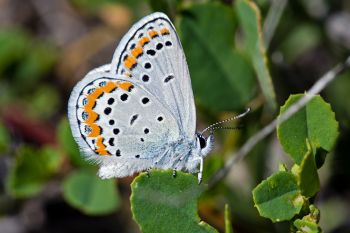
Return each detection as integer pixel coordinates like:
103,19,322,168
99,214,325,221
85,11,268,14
295,144,320,198
57,118,93,168
131,170,218,233
235,0,276,110
252,171,304,222
179,3,255,112
63,169,120,215
277,94,339,165
7,146,62,198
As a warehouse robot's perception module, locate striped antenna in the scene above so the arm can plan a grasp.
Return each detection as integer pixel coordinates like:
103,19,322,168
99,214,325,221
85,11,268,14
201,108,251,134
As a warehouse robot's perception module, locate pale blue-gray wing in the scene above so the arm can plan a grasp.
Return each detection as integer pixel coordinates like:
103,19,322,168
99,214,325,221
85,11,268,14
110,12,196,140
68,71,180,178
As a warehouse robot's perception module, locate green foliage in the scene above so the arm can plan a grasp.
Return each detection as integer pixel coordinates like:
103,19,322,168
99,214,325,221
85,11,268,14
57,118,94,168
0,29,28,75
7,146,62,198
131,170,218,233
63,169,120,215
0,122,10,153
179,2,255,112
253,94,338,231
252,171,304,222
279,24,321,63
277,94,339,165
225,204,234,233
292,143,320,198
293,205,321,233
235,0,276,110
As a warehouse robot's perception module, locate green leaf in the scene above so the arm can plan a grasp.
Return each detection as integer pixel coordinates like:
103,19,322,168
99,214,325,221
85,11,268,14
0,29,28,75
277,94,339,165
0,122,10,153
179,3,255,112
63,169,120,215
252,171,304,222
148,0,182,19
235,0,276,110
225,204,234,233
279,24,321,63
7,146,62,198
57,118,93,168
131,170,218,233
15,42,57,86
293,142,320,198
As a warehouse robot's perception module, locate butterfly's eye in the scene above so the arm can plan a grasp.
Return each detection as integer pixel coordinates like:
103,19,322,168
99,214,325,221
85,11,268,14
199,136,206,149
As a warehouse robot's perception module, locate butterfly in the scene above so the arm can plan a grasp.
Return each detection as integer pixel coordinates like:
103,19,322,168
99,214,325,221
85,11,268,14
68,12,249,184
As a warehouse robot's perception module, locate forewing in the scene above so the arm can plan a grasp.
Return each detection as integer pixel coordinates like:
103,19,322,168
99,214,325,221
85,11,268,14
68,72,180,178
110,12,196,139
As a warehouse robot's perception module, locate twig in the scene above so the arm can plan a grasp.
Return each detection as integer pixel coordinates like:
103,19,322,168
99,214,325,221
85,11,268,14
208,56,350,188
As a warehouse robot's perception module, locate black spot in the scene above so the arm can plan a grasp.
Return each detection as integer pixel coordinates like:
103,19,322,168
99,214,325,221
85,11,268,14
109,138,115,146
164,75,174,83
165,41,172,46
142,97,150,104
113,128,120,135
92,139,95,144
84,125,91,133
109,119,115,125
130,43,136,49
142,74,150,82
157,116,163,121
138,33,144,38
104,107,112,115
144,62,152,69
120,93,128,101
87,88,95,94
140,138,144,142
199,136,206,149
128,85,134,92
116,149,121,157
82,112,88,120
135,154,140,158
130,114,138,125
148,26,154,30
123,54,128,61
144,128,149,134
146,49,156,56
107,98,115,105
156,43,163,50
99,81,106,87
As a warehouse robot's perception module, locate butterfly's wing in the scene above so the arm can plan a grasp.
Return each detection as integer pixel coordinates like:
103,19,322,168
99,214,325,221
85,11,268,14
68,72,180,178
68,13,197,178
110,12,196,139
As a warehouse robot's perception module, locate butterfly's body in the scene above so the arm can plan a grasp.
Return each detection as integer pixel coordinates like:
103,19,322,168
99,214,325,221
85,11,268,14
68,12,214,183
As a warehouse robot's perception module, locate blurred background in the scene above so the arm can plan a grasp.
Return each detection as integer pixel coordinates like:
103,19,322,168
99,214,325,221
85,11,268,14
0,0,350,232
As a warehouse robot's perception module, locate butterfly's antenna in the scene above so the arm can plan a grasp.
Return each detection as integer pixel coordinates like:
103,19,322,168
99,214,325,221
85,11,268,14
210,126,243,131
201,108,251,135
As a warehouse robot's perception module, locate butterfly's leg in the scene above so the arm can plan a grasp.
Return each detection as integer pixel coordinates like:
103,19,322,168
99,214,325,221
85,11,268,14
146,168,151,178
197,157,204,185
172,168,177,178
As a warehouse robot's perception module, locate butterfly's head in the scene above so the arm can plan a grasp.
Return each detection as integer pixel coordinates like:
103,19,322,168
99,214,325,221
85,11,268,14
195,133,214,157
